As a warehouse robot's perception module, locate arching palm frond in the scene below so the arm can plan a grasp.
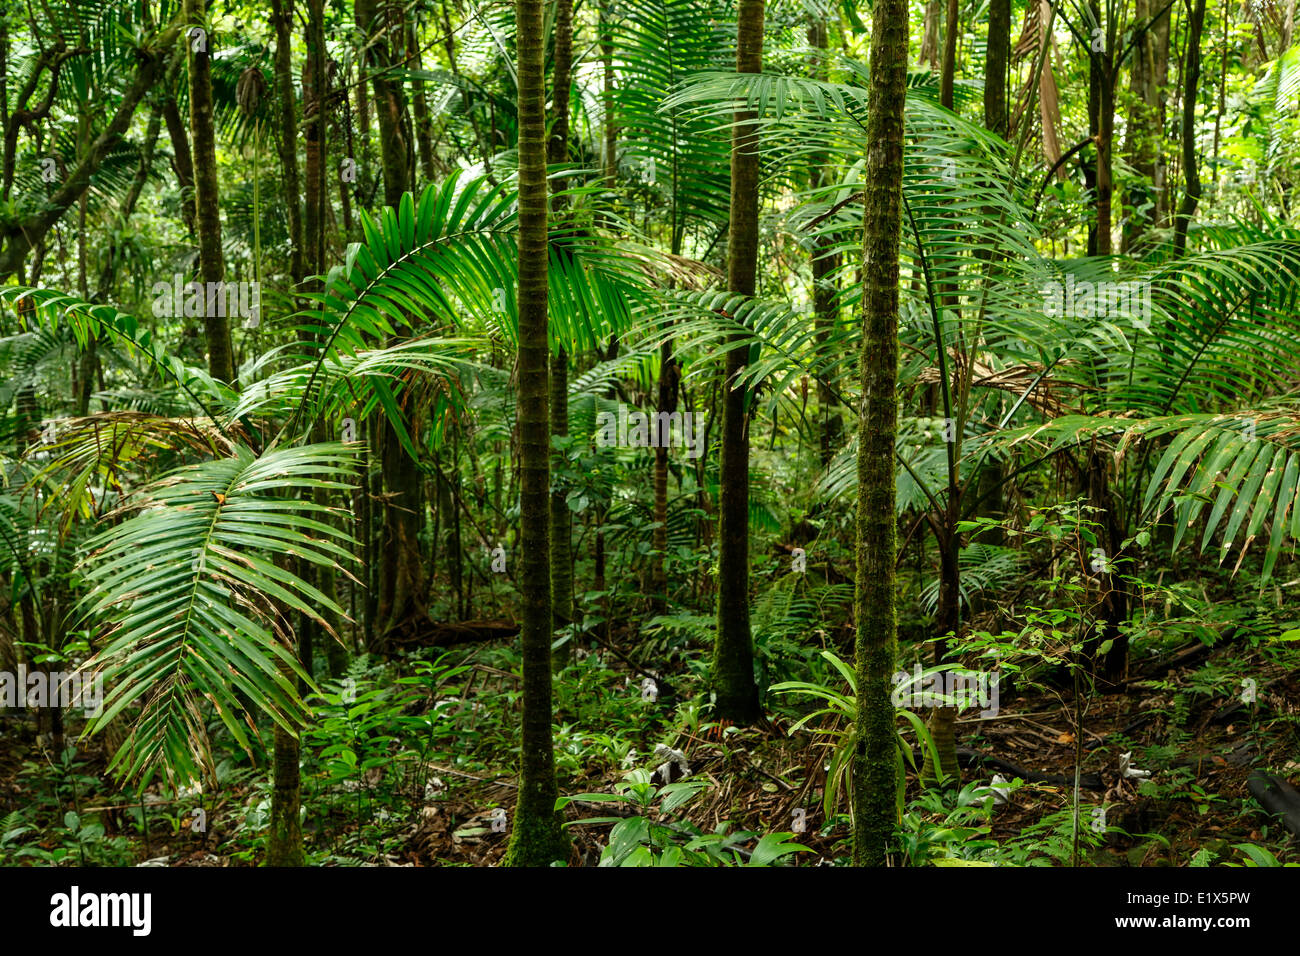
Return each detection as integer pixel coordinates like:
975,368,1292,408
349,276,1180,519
610,0,734,248
78,442,359,784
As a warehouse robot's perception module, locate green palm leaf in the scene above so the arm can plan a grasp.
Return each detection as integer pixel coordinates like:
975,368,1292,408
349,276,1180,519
77,442,359,784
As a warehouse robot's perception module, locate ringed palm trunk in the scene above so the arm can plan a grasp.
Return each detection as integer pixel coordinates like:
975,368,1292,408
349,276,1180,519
550,0,575,666
710,0,764,726
185,0,233,383
852,0,906,868
504,0,567,867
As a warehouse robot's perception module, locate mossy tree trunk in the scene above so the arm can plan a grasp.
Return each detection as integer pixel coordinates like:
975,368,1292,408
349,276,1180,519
852,0,906,868
185,0,233,384
504,0,568,867
549,0,575,667
710,0,765,726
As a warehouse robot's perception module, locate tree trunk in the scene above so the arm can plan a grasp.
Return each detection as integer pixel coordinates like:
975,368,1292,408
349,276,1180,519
852,0,906,868
549,0,575,664
358,0,427,648
710,0,765,727
184,2,233,383
921,0,942,69
986,0,1010,136
1124,0,1171,253
809,17,841,467
271,0,304,287
1173,0,1206,258
503,0,567,867
940,0,959,109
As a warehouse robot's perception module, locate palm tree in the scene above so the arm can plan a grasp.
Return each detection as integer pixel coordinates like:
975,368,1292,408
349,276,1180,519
504,0,568,867
184,0,233,383
852,0,908,869
711,0,765,727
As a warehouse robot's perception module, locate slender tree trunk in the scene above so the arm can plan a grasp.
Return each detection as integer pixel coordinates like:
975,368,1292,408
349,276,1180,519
358,0,427,648
1124,0,1170,253
504,0,567,867
986,0,1010,136
271,0,303,287
1173,0,1206,258
1096,34,1116,256
408,20,435,185
940,0,959,108
161,51,197,238
267,555,305,867
853,0,907,868
809,18,841,467
710,0,765,726
601,0,617,187
185,0,233,383
549,0,575,664
921,0,942,68
651,345,679,610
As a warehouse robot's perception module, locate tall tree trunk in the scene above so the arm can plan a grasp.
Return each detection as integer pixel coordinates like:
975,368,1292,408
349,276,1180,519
549,0,575,662
267,554,305,867
986,0,1010,136
185,0,233,383
301,0,346,680
358,0,427,648
809,17,841,467
651,345,678,611
940,0,959,109
408,20,436,185
601,0,617,187
1095,24,1116,257
921,0,942,68
853,0,907,868
710,0,765,727
1124,0,1171,253
1173,0,1206,258
271,0,304,287
503,0,567,867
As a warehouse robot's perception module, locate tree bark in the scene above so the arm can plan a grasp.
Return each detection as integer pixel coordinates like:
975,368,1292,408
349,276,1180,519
986,0,1010,135
358,0,427,649
271,0,304,287
185,0,233,384
1173,0,1206,258
549,0,576,663
940,0,959,109
710,0,765,727
503,0,567,867
852,0,906,868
